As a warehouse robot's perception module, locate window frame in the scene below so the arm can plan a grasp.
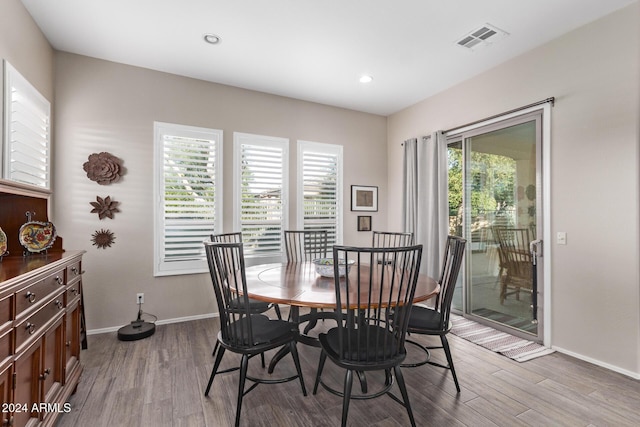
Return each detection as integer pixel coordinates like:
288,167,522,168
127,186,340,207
153,121,223,276
296,140,343,246
233,132,289,264
2,61,51,189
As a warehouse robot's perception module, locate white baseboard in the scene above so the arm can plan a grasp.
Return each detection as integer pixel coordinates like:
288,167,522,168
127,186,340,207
552,345,640,380
86,312,219,336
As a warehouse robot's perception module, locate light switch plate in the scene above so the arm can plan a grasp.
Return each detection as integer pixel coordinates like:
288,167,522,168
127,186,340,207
556,232,567,245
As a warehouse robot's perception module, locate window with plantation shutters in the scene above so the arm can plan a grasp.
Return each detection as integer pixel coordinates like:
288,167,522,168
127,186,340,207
2,61,51,189
153,122,223,276
233,133,289,263
297,140,343,246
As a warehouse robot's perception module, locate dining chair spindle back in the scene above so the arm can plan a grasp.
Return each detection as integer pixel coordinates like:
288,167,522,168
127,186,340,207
371,231,414,248
313,244,423,427
203,241,307,427
210,232,282,318
284,230,328,262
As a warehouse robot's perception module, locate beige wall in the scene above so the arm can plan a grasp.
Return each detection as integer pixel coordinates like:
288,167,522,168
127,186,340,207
52,52,387,332
387,4,640,376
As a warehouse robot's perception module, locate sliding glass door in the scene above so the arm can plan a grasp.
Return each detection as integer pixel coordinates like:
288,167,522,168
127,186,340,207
449,111,544,339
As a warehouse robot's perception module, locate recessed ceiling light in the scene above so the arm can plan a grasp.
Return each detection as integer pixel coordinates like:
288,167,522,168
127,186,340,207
203,33,221,44
359,75,373,84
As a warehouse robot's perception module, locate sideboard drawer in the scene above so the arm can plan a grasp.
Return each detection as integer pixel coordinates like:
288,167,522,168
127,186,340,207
66,261,82,284
15,268,65,318
65,282,81,306
15,294,65,353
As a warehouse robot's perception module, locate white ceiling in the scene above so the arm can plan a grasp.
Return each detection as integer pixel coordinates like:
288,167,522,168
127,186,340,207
21,0,636,116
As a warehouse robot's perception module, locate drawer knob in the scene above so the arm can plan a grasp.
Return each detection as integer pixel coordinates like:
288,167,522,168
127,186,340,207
56,276,64,285
71,267,79,275
39,368,51,380
25,322,36,335
71,288,79,295
55,300,63,309
66,340,71,347
25,291,36,303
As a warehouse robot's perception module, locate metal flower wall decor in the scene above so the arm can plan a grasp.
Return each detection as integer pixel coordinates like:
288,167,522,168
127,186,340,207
90,196,120,220
83,152,124,185
91,229,116,249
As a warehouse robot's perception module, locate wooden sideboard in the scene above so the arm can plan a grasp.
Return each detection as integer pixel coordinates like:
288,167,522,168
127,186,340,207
0,251,85,427
0,180,85,426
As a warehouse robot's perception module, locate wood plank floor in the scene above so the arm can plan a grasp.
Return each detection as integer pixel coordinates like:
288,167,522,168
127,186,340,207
56,315,640,427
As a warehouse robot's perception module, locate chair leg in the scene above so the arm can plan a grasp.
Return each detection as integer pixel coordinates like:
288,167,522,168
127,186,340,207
313,350,327,394
441,335,460,393
384,368,392,386
212,340,219,357
341,370,354,427
289,341,307,396
235,354,249,427
356,371,368,393
394,366,416,427
273,304,282,320
205,346,226,396
260,352,265,368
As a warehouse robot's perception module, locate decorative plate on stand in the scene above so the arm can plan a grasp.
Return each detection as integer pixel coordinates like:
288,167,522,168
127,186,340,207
18,216,57,253
0,226,7,258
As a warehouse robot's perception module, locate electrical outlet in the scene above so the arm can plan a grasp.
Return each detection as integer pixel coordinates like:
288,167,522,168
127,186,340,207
136,293,144,304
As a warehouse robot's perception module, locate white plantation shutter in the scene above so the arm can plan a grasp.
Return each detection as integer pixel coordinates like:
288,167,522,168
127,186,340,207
154,122,223,276
234,133,288,261
297,141,343,246
3,61,51,188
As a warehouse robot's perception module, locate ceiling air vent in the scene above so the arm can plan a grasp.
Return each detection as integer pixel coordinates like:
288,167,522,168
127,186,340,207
456,24,508,50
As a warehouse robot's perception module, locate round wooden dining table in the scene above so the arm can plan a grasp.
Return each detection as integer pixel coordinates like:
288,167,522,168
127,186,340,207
243,261,439,310
243,261,439,374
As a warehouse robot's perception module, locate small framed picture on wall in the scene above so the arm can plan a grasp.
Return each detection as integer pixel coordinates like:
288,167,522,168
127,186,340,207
357,216,372,232
351,185,378,211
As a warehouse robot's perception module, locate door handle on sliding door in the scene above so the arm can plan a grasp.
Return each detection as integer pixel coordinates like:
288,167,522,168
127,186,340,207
529,239,542,265
529,239,542,323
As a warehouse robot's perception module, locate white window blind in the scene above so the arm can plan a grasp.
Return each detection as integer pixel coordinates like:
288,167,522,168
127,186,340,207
3,61,51,189
154,122,223,276
297,141,343,246
234,133,289,261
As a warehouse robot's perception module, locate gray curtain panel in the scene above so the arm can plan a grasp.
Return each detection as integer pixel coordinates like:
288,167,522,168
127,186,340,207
402,132,449,279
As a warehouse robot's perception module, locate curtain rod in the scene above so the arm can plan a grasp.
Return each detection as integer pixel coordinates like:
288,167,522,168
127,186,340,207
400,97,555,146
444,97,555,134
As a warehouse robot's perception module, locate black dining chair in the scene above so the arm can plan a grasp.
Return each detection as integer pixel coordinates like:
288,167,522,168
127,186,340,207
210,232,282,363
211,232,282,320
284,230,329,332
402,235,466,393
203,241,307,427
312,244,423,427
